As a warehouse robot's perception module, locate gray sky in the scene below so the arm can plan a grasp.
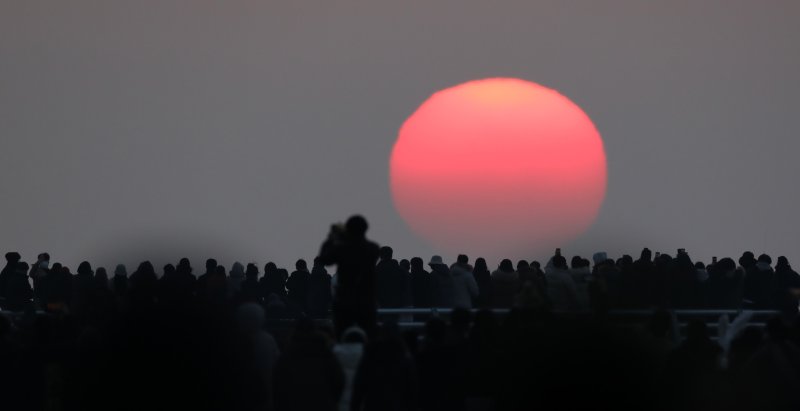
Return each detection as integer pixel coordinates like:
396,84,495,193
2,1,799,270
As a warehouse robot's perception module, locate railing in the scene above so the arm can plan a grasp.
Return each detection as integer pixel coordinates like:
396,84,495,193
374,308,782,343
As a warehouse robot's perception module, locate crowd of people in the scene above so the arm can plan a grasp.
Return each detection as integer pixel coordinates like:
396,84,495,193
3,246,798,320
1,215,799,410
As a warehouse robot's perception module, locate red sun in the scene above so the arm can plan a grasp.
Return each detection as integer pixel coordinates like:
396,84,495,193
389,78,607,260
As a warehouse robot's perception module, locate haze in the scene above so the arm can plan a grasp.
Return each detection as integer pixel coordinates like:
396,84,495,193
2,1,799,269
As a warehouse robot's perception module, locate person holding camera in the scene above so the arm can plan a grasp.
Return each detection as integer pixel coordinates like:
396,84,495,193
318,215,381,339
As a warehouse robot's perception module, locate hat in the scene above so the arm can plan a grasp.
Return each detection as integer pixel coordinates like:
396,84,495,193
428,255,447,266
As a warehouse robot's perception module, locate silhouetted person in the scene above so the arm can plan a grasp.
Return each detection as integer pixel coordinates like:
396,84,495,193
129,260,158,308
286,259,311,314
545,255,579,311
111,264,128,298
516,260,534,286
318,215,381,338
663,319,723,409
708,257,741,308
196,258,217,299
416,317,461,411
735,318,800,410
0,252,22,304
399,258,412,307
2,262,32,311
738,251,759,307
491,259,519,308
71,261,96,316
261,262,287,300
410,257,434,308
351,323,418,411
743,253,775,309
42,263,72,312
375,246,406,308
240,263,262,302
307,257,333,318
273,319,345,411
465,311,500,409
28,252,50,304
207,265,228,303
449,258,479,309
693,261,711,308
333,326,367,411
158,262,179,303
228,261,246,297
450,254,473,273
429,256,455,308
174,258,197,296
772,256,800,313
233,302,281,411
471,258,493,308
631,248,655,308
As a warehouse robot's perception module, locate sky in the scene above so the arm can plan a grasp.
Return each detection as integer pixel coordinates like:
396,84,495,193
2,1,799,270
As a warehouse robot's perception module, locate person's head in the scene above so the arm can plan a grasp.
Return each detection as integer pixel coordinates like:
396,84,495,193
295,259,307,271
345,215,368,239
4,252,21,264
457,254,469,265
114,264,127,277
474,257,487,271
621,254,634,266
231,262,244,275
530,260,541,270
428,255,447,270
739,251,755,267
136,261,155,275
77,261,93,275
264,262,277,273
37,252,51,262
516,260,530,271
205,258,217,272
499,259,514,272
410,257,423,270
163,264,175,276
245,263,259,278
96,267,108,280
757,254,772,265
717,257,736,273
776,256,790,269
640,248,652,262
313,257,322,268
177,258,192,274
695,262,705,270
552,255,568,270
399,259,410,272
379,246,393,261
214,265,226,276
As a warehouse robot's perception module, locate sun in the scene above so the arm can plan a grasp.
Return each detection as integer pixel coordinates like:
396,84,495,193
389,77,607,260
